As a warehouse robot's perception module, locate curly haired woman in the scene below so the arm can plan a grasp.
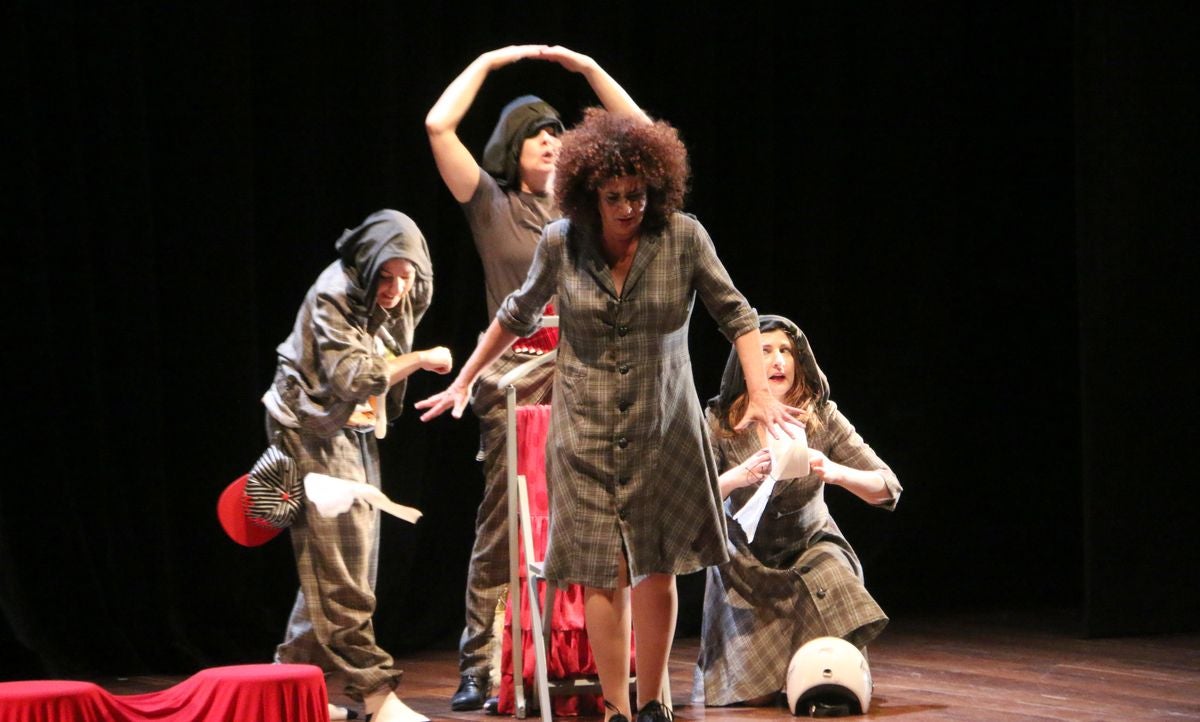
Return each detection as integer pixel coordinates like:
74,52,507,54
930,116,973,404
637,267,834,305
417,108,802,722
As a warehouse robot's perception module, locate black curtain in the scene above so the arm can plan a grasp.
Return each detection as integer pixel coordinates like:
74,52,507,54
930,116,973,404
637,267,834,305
1075,2,1200,637
6,1,1192,681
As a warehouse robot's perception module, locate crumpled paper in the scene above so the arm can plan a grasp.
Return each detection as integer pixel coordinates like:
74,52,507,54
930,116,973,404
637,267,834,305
731,421,808,543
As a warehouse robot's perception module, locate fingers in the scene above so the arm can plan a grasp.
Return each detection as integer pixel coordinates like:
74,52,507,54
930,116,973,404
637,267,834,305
415,391,457,422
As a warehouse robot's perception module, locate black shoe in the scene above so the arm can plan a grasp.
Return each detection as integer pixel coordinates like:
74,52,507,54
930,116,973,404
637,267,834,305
450,674,488,711
482,695,499,715
604,699,631,722
635,700,673,722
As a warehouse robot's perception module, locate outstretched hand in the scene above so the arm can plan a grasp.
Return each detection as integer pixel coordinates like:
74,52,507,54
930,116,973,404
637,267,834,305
414,380,470,422
733,389,805,438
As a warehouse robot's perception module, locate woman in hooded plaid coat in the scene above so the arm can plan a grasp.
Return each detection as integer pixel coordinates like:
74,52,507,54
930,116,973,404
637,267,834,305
695,315,901,707
417,109,804,722
263,210,452,722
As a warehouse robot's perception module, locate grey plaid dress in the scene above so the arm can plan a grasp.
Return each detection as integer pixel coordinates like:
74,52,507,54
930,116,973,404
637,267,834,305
496,213,757,588
694,401,901,706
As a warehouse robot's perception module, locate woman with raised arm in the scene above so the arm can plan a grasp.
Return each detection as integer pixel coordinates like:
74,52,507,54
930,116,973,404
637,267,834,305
425,44,649,711
418,109,801,722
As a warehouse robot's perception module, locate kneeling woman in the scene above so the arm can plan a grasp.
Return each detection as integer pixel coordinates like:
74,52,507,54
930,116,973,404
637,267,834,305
695,314,902,707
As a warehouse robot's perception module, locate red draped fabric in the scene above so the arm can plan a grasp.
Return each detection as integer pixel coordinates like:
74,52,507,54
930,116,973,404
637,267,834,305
497,405,636,717
514,303,560,355
0,664,327,722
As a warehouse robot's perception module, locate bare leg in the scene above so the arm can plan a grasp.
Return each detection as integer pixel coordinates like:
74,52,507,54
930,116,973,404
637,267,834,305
631,573,677,710
584,562,632,721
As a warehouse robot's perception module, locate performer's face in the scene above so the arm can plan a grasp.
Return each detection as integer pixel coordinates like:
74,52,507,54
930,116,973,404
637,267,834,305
519,126,561,183
761,329,796,401
375,258,415,310
597,175,647,244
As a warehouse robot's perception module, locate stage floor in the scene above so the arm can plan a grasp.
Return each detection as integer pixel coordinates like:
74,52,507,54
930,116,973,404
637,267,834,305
96,610,1199,721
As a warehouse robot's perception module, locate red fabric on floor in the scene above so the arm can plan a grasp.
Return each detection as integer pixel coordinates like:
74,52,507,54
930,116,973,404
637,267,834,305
0,664,327,722
497,405,636,717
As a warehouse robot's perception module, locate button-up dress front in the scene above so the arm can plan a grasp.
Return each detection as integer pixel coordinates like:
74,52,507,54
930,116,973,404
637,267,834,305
497,212,758,588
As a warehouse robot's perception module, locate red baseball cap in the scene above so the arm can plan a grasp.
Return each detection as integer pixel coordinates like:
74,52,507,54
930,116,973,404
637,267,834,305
217,445,303,547
217,474,285,547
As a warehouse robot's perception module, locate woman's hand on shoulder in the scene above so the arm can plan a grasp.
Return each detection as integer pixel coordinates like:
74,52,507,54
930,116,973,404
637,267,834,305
734,388,805,437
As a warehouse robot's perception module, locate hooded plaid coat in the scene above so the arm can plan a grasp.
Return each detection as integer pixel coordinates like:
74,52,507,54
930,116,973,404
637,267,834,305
497,212,757,588
695,399,901,706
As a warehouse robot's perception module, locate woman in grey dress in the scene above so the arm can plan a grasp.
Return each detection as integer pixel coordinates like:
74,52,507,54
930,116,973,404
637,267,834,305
425,45,649,711
417,109,803,722
695,314,901,707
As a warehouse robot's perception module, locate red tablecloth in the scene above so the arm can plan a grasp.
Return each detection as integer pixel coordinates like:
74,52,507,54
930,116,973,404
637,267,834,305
0,664,328,722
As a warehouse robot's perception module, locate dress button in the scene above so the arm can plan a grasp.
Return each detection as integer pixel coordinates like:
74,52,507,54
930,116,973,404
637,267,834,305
799,566,812,574
618,364,630,374
618,401,631,412
617,437,629,448
816,588,827,599
618,325,629,337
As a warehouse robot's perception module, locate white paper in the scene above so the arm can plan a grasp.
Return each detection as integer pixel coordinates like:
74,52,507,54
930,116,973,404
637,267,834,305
731,422,809,543
303,473,423,524
769,422,810,480
730,475,776,544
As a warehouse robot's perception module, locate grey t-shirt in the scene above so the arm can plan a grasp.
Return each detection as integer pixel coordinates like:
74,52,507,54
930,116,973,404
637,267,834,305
462,170,557,322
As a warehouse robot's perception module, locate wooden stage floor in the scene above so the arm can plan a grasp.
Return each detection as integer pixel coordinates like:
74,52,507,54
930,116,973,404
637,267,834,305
96,610,1199,721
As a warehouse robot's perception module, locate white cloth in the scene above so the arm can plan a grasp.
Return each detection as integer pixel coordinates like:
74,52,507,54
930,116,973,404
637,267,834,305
303,473,422,523
731,422,808,543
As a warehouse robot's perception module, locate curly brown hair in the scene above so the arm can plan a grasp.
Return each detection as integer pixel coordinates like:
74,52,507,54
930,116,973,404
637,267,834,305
553,107,690,233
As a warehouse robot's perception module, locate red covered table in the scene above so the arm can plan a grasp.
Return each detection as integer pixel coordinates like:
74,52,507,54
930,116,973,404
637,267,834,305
0,664,327,722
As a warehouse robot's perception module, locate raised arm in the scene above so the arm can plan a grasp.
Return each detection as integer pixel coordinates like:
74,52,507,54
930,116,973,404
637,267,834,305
536,46,651,123
426,45,548,202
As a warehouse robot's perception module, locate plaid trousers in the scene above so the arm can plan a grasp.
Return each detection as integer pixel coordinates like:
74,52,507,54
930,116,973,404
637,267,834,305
269,415,402,702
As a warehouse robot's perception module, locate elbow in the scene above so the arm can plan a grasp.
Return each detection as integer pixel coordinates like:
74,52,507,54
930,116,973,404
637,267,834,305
424,112,452,138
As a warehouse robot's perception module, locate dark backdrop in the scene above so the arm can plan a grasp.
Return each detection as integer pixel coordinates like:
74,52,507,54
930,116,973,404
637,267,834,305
5,1,1196,681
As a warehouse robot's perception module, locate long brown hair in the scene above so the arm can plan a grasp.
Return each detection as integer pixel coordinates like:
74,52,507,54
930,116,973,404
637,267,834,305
712,315,830,439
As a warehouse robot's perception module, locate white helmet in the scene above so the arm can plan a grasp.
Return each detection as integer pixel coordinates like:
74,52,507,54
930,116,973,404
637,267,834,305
785,636,872,717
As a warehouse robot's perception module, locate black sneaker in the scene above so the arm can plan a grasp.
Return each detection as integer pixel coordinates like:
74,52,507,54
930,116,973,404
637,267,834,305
450,674,488,711
635,700,673,722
